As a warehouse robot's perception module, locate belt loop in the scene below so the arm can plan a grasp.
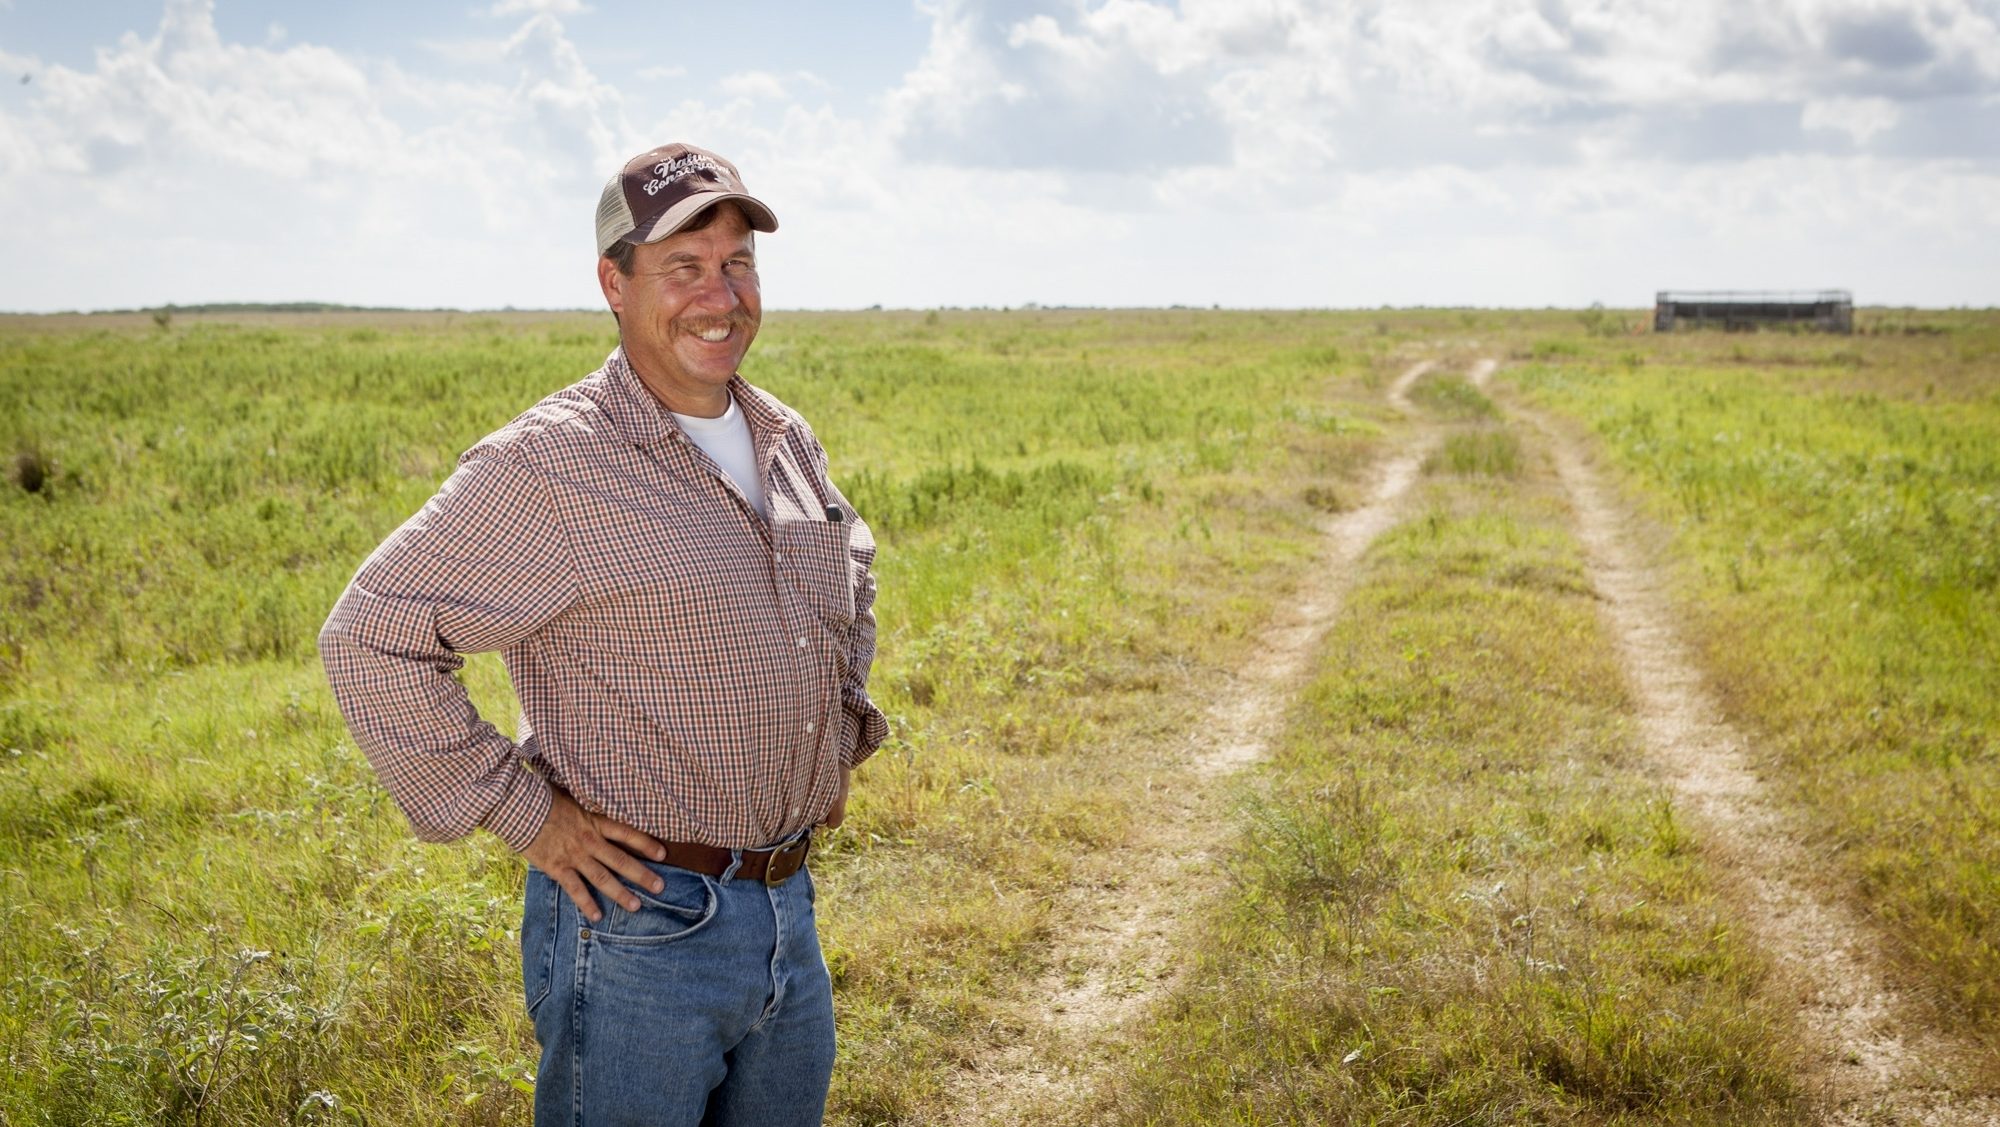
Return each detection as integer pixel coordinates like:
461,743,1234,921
719,851,744,883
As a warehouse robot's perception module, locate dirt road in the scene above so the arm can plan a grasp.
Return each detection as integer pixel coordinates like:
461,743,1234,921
1484,359,1999,1127
938,358,1444,1124
940,356,1995,1125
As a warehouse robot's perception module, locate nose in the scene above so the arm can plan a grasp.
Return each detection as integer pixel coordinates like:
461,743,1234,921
689,269,741,314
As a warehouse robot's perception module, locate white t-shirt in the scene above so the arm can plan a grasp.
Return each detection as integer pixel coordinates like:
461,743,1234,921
670,397,768,518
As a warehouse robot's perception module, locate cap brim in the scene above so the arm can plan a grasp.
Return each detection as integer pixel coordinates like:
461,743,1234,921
628,192,779,246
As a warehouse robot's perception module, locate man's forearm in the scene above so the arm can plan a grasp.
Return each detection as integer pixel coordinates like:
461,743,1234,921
319,582,553,849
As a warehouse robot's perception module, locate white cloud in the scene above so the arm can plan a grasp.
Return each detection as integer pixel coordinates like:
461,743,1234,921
1802,95,1903,143
0,0,644,310
860,0,2000,306
886,0,2000,183
502,12,627,174
0,0,1995,310
889,0,1234,172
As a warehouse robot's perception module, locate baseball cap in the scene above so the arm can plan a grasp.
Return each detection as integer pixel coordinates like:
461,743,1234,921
595,143,778,256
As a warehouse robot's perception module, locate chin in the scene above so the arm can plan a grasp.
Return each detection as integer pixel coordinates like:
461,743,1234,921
685,356,745,382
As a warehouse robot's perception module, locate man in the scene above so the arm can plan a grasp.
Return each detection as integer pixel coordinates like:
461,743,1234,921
319,142,887,1126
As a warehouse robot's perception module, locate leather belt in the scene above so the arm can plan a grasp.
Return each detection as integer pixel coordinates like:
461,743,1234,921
657,832,811,886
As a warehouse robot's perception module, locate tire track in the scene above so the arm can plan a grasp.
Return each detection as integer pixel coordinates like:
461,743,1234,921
1481,359,2000,1127
938,358,1443,1124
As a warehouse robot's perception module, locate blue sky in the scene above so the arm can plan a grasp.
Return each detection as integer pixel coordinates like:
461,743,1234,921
2,0,1997,311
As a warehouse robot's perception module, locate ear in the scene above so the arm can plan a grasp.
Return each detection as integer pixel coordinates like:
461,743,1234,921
597,253,626,317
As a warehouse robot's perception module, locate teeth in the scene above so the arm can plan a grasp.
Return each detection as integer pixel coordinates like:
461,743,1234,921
696,326,730,342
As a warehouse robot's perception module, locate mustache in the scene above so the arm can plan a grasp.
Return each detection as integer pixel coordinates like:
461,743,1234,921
674,310,756,335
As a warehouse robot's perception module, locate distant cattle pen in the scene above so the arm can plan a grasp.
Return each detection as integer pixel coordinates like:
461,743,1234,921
1654,290,1854,334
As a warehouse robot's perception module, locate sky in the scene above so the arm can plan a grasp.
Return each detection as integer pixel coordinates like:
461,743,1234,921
0,0,1996,312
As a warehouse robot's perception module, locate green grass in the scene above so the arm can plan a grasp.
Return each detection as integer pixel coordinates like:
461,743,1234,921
1412,375,1520,478
1508,315,2000,1053
1408,370,1499,420
0,309,1403,1124
1100,427,1803,1125
1430,427,1523,477
3,307,1995,1123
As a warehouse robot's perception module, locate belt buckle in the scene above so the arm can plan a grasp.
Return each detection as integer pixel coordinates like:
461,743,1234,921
763,833,810,886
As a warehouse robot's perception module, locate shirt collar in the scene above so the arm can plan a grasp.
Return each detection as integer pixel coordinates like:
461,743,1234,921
600,346,790,449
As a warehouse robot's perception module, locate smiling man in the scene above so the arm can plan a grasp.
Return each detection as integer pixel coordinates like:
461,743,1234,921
319,143,887,1125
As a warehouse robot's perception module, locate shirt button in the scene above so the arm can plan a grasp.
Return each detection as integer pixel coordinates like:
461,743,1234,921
790,806,802,818
796,637,808,649
773,552,784,563
805,721,816,734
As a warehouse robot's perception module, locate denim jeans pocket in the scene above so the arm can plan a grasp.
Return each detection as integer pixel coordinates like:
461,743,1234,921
590,864,720,946
521,868,558,1018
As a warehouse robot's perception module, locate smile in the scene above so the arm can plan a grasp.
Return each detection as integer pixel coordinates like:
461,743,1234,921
693,325,732,343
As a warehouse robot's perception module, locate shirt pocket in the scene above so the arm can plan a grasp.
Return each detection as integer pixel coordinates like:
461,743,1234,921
775,518,856,629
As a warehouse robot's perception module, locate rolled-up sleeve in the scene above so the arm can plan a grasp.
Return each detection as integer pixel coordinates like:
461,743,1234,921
318,452,578,850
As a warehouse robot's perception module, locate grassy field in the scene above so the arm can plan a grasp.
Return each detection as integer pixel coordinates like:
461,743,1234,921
1096,370,1806,1125
1,308,1994,1124
0,308,1405,1124
1506,316,2000,1056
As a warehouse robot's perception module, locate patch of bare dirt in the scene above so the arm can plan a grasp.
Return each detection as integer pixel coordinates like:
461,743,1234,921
1494,359,1999,1127
936,359,1445,1125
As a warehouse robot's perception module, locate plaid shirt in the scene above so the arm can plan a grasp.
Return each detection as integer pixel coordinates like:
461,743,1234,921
319,348,889,851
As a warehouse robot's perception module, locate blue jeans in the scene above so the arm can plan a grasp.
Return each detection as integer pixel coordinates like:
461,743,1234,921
521,851,835,1126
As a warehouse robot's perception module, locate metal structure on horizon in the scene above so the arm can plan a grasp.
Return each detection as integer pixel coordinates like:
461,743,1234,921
1654,290,1854,334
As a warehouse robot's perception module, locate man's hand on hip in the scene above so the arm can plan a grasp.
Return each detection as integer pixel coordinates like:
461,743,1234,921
522,788,667,922
819,767,851,830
